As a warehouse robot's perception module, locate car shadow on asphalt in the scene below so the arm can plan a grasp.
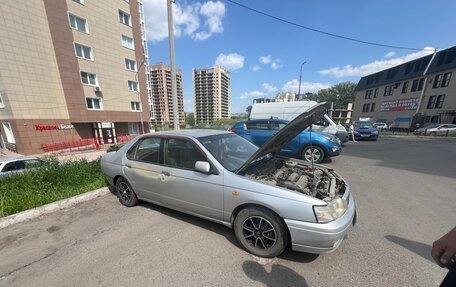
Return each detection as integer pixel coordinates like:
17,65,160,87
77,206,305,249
385,235,434,263
242,260,309,287
137,200,321,263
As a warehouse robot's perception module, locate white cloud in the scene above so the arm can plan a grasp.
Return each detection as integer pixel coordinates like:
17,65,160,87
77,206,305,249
384,51,396,59
319,47,434,78
270,61,283,70
259,55,272,64
215,53,245,70
143,0,226,42
241,90,267,99
262,83,278,93
282,79,331,93
251,65,260,72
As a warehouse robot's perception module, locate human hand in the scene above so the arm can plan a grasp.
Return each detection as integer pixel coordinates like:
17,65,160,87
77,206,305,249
432,226,456,268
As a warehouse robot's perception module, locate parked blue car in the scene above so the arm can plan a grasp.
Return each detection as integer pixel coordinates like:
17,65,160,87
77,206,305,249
229,119,341,163
351,121,379,141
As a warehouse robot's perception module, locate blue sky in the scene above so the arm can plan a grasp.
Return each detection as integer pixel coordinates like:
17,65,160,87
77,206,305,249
143,0,456,113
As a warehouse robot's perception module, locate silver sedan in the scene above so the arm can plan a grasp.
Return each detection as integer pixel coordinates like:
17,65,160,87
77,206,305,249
101,103,357,257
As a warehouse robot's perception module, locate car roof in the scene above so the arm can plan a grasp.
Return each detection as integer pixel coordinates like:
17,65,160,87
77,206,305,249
144,129,232,139
0,156,40,164
239,118,288,124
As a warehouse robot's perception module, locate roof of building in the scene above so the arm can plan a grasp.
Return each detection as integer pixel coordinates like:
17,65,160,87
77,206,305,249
355,46,456,91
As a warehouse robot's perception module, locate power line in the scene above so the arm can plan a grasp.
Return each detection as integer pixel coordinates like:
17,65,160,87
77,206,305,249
224,0,433,51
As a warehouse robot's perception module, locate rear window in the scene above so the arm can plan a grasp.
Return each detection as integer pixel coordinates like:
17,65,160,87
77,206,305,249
246,121,269,130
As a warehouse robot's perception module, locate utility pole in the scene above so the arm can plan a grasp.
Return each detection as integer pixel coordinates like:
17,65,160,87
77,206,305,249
167,0,180,130
297,61,307,98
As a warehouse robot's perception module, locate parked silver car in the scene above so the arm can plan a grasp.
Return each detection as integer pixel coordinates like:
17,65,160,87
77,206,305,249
0,157,44,177
101,103,357,257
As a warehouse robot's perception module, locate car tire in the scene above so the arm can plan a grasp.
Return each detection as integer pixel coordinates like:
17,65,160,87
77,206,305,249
116,177,138,207
429,132,436,136
301,145,325,163
234,207,289,258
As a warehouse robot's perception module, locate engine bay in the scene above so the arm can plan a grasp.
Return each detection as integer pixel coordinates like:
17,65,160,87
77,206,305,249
244,157,345,200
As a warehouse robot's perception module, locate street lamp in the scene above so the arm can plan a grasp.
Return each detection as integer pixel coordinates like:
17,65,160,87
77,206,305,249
297,61,307,98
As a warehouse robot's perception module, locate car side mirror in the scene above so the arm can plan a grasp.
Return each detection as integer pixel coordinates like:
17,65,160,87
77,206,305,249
195,161,211,173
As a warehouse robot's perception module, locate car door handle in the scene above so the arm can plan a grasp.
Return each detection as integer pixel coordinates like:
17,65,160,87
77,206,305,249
161,171,170,176
125,164,131,168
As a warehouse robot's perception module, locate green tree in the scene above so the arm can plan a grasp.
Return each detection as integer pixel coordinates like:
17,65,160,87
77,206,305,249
316,81,357,109
186,112,195,127
246,105,252,117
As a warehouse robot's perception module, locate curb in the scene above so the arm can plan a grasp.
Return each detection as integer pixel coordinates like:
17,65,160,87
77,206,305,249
0,187,110,229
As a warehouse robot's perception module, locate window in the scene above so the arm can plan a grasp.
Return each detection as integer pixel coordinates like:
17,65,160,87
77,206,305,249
435,95,445,109
126,137,161,164
374,88,379,98
362,103,371,113
370,103,376,112
246,121,269,130
128,80,138,91
68,14,87,33
431,116,439,123
270,122,287,130
365,89,373,99
119,10,131,26
74,43,92,60
417,78,425,91
2,122,15,143
128,122,139,135
80,72,97,85
425,116,431,123
125,59,136,71
383,85,393,96
131,101,141,111
411,78,424,92
0,93,4,108
427,96,436,109
442,72,452,87
164,139,206,170
86,98,102,110
121,35,134,49
433,74,443,88
402,81,409,93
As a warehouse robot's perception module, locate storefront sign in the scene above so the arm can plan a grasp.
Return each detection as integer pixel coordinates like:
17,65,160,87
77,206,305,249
35,124,74,132
381,98,419,111
101,122,113,128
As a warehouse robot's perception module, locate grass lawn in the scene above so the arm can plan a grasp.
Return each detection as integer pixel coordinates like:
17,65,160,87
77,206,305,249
0,158,106,217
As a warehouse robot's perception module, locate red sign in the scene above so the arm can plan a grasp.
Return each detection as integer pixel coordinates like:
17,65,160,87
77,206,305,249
381,98,419,111
35,124,74,132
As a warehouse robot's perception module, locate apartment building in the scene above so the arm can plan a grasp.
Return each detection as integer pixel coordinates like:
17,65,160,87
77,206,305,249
353,46,456,126
193,66,231,123
148,63,185,127
276,92,296,102
0,0,150,154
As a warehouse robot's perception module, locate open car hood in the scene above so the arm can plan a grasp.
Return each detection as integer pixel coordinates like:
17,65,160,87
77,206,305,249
236,102,331,174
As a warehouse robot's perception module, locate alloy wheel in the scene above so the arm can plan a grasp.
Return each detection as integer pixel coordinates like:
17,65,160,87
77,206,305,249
304,148,321,162
118,181,132,203
242,216,277,250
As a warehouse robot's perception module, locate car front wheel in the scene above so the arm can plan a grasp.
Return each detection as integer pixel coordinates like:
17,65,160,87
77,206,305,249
116,177,138,207
234,207,288,258
301,146,325,163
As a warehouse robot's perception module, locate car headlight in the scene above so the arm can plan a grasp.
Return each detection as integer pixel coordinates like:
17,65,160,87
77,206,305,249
353,130,359,134
313,198,348,223
372,130,379,134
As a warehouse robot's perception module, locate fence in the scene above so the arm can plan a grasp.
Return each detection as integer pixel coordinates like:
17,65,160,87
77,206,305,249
40,134,136,153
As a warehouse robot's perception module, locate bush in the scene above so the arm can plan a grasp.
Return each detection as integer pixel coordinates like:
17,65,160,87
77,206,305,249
0,158,106,217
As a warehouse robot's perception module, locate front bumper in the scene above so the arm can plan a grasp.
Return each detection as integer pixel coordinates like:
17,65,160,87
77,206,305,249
354,133,378,140
336,131,349,143
284,191,357,254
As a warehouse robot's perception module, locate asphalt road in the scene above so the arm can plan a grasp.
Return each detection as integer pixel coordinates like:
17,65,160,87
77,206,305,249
1,136,455,286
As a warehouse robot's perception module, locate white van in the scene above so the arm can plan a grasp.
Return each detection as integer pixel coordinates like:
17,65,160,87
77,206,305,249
250,101,349,143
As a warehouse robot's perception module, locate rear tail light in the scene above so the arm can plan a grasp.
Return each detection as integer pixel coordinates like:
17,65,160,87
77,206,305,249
228,129,236,132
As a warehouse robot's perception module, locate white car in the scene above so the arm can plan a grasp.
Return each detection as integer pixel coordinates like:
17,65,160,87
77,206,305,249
425,124,456,136
373,123,388,131
0,157,44,176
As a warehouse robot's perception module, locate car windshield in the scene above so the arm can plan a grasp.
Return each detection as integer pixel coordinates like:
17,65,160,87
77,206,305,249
425,124,440,129
355,122,373,129
198,133,258,172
